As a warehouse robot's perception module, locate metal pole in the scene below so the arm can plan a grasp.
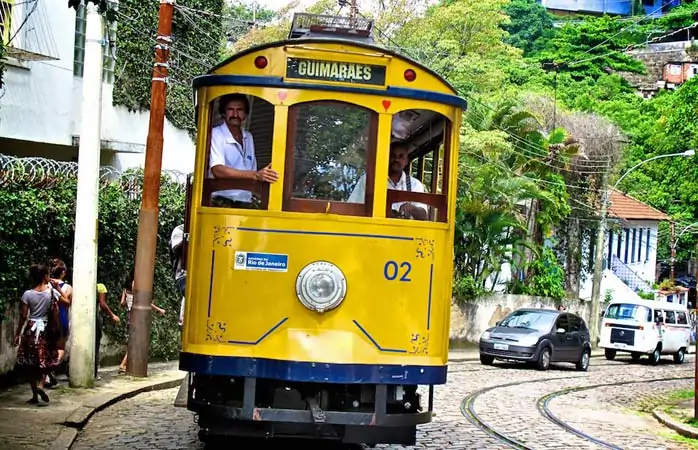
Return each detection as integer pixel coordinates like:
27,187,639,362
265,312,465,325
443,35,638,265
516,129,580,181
69,1,104,388
670,221,676,280
126,0,174,378
590,170,610,349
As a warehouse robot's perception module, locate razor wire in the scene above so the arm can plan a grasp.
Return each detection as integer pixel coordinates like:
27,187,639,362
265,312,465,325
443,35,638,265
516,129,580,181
0,154,188,192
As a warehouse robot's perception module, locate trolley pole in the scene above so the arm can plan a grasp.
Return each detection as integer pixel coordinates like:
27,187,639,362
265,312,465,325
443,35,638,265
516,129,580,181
589,170,610,349
127,0,175,377
69,1,104,388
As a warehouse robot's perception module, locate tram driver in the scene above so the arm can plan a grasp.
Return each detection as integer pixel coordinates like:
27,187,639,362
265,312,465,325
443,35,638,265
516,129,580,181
348,141,428,220
209,94,279,208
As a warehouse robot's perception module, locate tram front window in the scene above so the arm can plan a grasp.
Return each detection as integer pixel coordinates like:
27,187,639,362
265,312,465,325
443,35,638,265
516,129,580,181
284,101,377,216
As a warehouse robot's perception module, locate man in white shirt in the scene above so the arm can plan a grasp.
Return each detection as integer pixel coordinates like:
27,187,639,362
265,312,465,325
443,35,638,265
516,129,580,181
209,94,279,208
348,142,428,220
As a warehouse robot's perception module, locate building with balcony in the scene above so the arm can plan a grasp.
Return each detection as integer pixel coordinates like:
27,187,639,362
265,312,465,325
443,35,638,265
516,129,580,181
580,188,671,303
0,1,194,173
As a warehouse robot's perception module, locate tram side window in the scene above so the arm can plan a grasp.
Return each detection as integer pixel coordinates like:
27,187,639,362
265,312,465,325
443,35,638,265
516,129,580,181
385,109,452,222
203,93,276,210
284,101,376,216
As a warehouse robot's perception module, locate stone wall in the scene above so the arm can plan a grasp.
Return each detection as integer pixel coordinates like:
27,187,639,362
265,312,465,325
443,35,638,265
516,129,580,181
450,294,592,344
620,41,696,90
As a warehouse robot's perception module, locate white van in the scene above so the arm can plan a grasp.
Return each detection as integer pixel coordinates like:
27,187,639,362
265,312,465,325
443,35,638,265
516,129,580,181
599,298,692,365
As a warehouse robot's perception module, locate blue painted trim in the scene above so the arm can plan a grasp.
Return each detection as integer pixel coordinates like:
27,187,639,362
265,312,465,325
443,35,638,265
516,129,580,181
207,250,215,318
353,320,406,353
179,353,447,385
427,263,433,330
192,75,467,109
227,317,289,345
237,226,414,241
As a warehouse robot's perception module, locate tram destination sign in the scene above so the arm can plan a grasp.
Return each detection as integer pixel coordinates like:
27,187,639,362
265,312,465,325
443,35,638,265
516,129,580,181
286,57,386,86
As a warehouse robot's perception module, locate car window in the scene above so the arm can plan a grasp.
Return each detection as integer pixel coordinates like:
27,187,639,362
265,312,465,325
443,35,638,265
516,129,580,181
653,310,663,322
664,310,676,324
606,303,651,322
579,317,589,332
677,311,689,325
568,314,580,332
499,310,558,332
555,314,569,332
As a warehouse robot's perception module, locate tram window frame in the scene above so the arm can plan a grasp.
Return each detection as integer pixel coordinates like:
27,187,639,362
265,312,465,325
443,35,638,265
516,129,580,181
201,95,274,209
283,100,378,217
386,117,452,223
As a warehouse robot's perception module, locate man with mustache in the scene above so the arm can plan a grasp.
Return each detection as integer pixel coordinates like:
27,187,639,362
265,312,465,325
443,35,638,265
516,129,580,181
209,94,278,208
348,141,428,220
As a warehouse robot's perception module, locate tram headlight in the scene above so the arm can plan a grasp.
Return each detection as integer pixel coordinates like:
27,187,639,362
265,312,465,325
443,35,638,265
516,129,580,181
295,261,347,313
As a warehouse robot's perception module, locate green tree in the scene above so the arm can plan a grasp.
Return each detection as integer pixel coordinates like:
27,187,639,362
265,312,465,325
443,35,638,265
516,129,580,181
502,0,554,55
113,0,225,136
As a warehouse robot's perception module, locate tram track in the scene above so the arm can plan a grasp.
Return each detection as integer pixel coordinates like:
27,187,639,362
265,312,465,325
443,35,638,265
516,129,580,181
459,369,695,450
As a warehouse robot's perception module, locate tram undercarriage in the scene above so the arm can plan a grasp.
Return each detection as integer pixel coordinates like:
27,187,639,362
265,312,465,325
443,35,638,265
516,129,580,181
181,373,433,445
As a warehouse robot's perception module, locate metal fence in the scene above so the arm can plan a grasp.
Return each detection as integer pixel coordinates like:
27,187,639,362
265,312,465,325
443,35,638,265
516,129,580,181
0,154,188,194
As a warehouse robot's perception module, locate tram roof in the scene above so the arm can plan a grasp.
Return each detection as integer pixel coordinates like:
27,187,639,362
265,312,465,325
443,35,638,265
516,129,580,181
207,38,459,96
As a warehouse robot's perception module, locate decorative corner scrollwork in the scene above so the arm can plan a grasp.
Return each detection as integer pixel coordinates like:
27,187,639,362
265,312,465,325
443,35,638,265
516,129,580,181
415,238,435,261
212,226,236,248
408,332,429,355
205,320,227,343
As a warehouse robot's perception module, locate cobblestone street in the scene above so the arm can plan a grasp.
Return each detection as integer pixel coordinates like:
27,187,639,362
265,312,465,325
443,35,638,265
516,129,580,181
70,355,697,450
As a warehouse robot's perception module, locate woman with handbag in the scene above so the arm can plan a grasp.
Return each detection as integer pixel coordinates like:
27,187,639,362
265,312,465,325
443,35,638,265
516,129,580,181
14,264,68,405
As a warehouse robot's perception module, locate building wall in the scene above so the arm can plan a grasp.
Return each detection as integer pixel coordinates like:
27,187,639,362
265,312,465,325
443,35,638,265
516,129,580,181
605,219,659,284
450,294,592,344
540,0,676,17
0,3,195,175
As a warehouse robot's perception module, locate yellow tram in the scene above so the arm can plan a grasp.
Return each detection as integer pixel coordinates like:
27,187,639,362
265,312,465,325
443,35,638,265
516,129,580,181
177,13,465,446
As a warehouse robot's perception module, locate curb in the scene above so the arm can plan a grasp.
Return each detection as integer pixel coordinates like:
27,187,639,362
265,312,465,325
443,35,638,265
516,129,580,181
653,408,698,440
53,373,186,450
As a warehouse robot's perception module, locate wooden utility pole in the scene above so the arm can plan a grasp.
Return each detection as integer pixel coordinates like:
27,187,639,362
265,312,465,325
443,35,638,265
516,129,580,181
127,0,175,377
670,221,676,280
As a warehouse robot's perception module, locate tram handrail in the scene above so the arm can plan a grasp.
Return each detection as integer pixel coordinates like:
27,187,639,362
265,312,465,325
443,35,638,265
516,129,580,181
386,190,447,222
202,178,270,207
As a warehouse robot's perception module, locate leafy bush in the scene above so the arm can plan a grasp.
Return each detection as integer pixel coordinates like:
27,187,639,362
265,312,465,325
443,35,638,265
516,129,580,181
0,168,185,361
520,246,566,300
453,275,486,305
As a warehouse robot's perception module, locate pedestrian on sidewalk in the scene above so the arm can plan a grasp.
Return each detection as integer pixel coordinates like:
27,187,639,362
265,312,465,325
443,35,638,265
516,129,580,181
96,283,120,380
118,272,166,373
46,258,72,387
14,264,66,404
170,224,187,328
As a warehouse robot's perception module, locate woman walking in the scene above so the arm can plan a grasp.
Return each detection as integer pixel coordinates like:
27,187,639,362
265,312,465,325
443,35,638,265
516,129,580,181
47,259,72,387
119,273,165,373
14,264,67,404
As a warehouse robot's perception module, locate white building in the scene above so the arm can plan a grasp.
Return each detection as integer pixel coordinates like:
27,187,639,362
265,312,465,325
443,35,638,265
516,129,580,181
579,188,670,303
0,1,194,173
486,188,669,304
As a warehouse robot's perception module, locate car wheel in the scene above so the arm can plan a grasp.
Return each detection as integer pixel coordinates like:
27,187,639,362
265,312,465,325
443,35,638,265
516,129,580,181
537,347,551,371
673,348,685,364
604,348,616,361
480,354,494,366
649,346,661,365
630,352,641,362
576,349,590,371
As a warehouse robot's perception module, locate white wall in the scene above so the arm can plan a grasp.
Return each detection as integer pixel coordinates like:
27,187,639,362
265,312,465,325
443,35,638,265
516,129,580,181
0,3,194,174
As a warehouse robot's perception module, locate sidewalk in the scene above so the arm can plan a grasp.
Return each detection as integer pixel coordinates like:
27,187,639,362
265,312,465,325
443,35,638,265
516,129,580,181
0,362,185,450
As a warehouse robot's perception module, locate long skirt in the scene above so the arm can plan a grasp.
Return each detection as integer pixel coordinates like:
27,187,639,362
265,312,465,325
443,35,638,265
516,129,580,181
16,320,60,373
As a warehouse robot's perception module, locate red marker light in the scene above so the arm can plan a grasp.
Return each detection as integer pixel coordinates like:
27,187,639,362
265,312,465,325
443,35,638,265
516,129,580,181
404,69,416,82
254,56,268,69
